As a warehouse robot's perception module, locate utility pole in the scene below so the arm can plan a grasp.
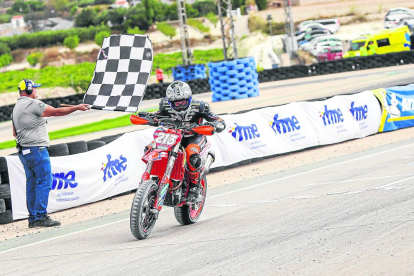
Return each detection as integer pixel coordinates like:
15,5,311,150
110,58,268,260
283,0,296,58
267,14,274,51
217,0,238,60
177,0,193,65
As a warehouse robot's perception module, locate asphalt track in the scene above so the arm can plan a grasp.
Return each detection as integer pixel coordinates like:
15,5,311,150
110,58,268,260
0,138,414,275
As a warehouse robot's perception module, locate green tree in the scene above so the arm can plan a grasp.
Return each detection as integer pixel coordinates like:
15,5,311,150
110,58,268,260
185,4,198,18
70,6,78,16
75,8,97,27
48,0,69,11
27,1,45,12
64,35,80,50
8,0,29,14
95,30,110,46
166,3,178,20
26,52,43,66
125,5,151,31
0,42,10,56
193,1,217,16
106,8,127,26
143,0,153,24
256,0,267,10
0,54,12,68
151,0,168,22
94,0,115,4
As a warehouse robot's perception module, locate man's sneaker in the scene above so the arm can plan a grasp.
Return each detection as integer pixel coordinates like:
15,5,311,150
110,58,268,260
28,222,35,228
33,216,61,227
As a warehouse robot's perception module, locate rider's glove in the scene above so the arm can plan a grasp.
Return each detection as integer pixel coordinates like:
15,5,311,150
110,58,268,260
147,117,158,127
215,120,225,133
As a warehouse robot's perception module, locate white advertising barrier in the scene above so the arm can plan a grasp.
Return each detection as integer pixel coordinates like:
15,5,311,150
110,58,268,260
254,103,319,154
297,98,361,145
333,91,382,137
6,132,149,220
213,111,279,167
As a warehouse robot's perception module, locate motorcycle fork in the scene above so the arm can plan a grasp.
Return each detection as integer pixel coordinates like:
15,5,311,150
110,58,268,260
153,142,181,212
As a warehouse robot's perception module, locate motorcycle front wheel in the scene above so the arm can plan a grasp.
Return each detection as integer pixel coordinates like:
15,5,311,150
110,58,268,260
130,180,159,240
174,176,207,225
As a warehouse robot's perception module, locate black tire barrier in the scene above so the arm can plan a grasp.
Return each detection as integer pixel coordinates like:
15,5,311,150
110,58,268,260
0,210,13,224
48,143,70,157
1,171,9,184
67,141,88,155
0,157,7,172
0,184,11,199
0,198,5,213
87,140,106,151
97,134,123,144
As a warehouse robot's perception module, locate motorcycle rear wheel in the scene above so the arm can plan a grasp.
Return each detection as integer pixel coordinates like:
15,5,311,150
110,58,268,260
130,180,159,240
174,176,207,225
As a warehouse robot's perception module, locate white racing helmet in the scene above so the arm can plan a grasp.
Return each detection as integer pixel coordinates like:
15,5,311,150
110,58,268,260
166,81,192,112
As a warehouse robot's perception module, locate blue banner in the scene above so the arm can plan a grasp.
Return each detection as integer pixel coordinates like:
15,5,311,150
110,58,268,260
373,84,414,132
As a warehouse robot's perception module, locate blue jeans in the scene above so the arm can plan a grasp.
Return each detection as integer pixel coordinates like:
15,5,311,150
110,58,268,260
18,146,52,223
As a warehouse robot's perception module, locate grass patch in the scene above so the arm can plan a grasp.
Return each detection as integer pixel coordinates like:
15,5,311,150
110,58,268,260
205,12,218,26
157,22,177,39
188,18,210,33
0,107,157,150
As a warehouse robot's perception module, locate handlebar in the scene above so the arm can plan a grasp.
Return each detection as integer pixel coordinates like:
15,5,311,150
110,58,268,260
130,113,215,135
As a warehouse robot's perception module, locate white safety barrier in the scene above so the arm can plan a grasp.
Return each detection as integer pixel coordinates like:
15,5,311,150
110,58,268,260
5,91,382,220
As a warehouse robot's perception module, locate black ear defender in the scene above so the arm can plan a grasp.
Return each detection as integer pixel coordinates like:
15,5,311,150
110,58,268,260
18,79,33,95
25,79,33,95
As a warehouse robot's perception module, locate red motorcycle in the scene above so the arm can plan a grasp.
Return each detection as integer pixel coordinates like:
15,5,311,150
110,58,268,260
129,113,215,240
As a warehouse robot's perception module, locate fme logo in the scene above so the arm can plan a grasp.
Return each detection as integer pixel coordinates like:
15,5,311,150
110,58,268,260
270,114,300,134
101,154,128,182
350,102,368,121
229,123,260,141
320,105,344,126
52,171,78,190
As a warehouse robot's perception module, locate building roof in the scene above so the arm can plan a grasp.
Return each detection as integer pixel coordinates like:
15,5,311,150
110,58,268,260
12,15,23,19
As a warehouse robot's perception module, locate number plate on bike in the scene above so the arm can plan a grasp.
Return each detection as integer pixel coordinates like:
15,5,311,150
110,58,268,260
153,128,182,150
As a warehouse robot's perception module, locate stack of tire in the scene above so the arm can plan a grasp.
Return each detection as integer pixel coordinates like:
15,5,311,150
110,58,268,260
0,133,123,224
0,157,12,224
208,57,259,102
172,64,207,81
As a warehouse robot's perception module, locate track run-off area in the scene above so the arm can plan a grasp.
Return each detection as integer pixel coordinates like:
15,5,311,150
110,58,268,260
0,65,414,274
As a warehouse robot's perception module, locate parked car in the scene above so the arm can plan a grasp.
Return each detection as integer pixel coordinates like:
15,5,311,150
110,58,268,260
313,18,340,33
298,29,331,42
395,15,414,31
317,47,343,62
301,36,341,51
298,22,332,33
384,7,414,29
297,20,315,31
298,33,327,46
311,41,343,55
295,27,332,40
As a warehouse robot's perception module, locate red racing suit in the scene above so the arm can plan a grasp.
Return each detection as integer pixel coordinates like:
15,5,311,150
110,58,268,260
153,98,225,183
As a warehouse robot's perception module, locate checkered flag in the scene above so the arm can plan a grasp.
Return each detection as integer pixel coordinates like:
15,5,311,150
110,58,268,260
83,34,153,113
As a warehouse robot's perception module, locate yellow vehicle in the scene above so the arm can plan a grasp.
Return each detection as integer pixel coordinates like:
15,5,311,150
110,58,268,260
344,26,411,58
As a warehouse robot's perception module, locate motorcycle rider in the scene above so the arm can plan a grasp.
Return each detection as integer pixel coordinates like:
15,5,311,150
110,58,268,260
144,81,225,201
